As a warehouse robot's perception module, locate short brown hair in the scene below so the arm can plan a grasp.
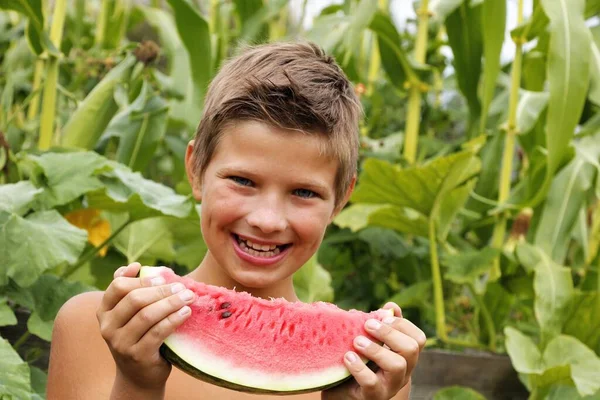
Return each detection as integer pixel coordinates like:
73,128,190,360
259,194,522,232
191,41,362,207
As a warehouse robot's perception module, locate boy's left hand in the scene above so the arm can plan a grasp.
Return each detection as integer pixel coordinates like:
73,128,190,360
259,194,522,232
322,302,426,400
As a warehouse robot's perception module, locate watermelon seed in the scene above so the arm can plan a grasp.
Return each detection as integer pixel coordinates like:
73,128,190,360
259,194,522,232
289,324,295,337
269,321,276,330
279,321,287,335
208,306,213,312
220,302,231,309
221,311,232,319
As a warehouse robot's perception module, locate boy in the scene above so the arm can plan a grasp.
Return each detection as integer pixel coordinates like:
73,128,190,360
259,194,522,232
47,42,426,399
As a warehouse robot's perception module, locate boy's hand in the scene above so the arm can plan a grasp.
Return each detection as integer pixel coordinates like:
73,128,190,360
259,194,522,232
96,262,196,391
322,303,426,400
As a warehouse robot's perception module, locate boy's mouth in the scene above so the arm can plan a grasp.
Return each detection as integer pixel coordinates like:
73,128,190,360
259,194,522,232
232,234,291,258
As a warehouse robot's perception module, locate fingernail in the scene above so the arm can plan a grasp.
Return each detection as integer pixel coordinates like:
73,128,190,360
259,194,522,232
179,306,191,316
179,290,194,301
345,352,358,363
171,283,185,294
150,277,166,286
355,336,371,348
366,319,381,330
383,317,395,325
115,267,125,277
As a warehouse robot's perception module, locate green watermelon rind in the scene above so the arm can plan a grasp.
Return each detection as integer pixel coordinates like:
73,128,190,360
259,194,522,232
159,342,354,394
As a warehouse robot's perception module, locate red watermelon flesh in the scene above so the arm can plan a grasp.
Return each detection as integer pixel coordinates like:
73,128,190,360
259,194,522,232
140,266,393,394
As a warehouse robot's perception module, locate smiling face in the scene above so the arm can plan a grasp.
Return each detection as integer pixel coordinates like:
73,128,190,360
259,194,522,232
185,120,353,299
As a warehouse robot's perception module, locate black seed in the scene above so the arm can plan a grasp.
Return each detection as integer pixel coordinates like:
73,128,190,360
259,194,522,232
208,306,213,312
220,302,231,309
221,311,232,319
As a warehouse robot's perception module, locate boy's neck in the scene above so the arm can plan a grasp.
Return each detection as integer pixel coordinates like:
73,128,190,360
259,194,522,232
186,252,300,302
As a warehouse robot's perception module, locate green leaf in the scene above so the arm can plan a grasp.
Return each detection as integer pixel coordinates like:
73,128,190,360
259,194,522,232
30,273,93,321
0,337,31,398
61,54,137,150
0,210,88,287
514,90,550,135
442,247,500,285
102,80,169,172
27,311,53,341
510,2,550,42
0,297,17,327
483,283,516,335
293,255,334,303
433,386,486,400
437,178,477,240
543,335,600,396
28,151,111,208
588,26,600,106
167,0,211,112
334,204,387,232
86,167,193,221
29,366,47,399
388,281,432,309
534,159,595,264
367,205,430,237
446,2,483,135
505,326,544,374
233,0,268,42
563,292,600,354
113,217,175,264
480,0,506,131
546,385,600,400
0,0,47,55
0,181,42,215
428,0,464,22
357,227,409,259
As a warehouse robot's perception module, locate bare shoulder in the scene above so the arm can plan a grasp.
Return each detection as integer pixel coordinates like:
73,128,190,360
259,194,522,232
46,291,116,400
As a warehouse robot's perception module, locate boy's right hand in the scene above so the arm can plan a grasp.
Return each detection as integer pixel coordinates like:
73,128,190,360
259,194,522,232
96,262,196,391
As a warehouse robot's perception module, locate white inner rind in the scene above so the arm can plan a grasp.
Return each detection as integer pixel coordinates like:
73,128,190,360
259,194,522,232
165,334,351,392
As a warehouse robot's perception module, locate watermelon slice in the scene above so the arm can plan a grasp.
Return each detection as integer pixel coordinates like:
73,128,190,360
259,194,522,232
139,266,393,394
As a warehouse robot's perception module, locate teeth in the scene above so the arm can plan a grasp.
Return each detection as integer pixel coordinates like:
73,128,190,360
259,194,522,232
236,236,285,258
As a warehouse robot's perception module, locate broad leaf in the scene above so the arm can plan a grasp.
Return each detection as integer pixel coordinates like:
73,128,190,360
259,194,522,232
28,151,111,208
505,327,543,374
546,385,600,400
442,247,500,285
388,281,432,309
0,181,42,215
27,311,53,341
0,0,47,54
113,217,176,264
534,159,595,264
0,210,88,287
30,273,93,321
334,204,387,232
543,335,600,396
513,90,549,135
367,205,429,237
0,296,16,326
0,338,31,398
357,227,409,259
433,386,486,400
589,26,600,106
563,292,600,354
86,167,193,220
293,255,334,303
102,80,169,172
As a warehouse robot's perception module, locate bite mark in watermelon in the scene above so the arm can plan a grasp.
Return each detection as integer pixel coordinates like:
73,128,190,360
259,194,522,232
139,266,393,394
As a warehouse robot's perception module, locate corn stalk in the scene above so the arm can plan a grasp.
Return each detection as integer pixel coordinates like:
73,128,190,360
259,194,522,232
37,0,66,150
490,0,524,278
403,0,429,164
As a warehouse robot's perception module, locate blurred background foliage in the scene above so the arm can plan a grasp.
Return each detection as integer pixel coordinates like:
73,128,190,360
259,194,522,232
1,0,600,398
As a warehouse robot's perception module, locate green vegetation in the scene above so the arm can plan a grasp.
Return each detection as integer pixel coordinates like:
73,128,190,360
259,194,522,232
0,0,599,398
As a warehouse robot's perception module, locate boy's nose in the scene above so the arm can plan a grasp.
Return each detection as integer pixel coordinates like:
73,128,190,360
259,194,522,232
246,202,288,234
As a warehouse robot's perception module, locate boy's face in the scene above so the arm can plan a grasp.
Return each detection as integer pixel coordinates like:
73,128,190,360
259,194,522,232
186,120,350,290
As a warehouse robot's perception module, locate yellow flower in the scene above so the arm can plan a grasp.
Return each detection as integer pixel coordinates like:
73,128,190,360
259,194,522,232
65,209,111,256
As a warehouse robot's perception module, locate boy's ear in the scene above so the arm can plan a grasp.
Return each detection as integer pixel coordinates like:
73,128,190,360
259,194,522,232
330,174,356,222
185,140,203,202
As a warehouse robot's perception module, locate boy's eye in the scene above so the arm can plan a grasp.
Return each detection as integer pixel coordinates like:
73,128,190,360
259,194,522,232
294,188,318,199
229,176,253,186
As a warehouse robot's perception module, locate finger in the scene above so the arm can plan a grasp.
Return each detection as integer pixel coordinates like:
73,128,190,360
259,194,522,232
384,317,427,351
382,302,402,318
134,304,193,357
113,262,142,279
100,268,170,312
343,351,386,399
108,282,194,331
353,333,408,387
364,319,418,377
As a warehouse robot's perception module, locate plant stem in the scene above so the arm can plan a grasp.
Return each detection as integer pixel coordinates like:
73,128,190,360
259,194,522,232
468,283,497,352
13,331,31,352
27,60,45,121
38,0,67,150
95,0,111,48
403,0,429,164
428,220,447,341
62,219,131,279
490,0,524,279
